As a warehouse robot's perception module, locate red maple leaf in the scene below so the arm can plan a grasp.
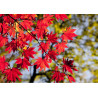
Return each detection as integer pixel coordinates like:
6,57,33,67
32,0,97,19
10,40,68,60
61,27,77,42
2,22,9,34
51,66,65,83
34,19,48,39
68,75,75,83
45,50,58,62
38,42,50,53
54,42,68,54
47,31,58,44
20,14,37,20
0,23,2,33
26,32,35,42
20,20,33,30
5,38,18,53
0,14,3,17
55,14,68,21
0,35,8,48
23,47,36,59
63,58,78,74
63,64,73,74
43,14,54,26
15,58,31,69
10,14,22,19
3,15,14,24
17,33,28,49
8,25,16,37
34,57,50,71
3,68,22,82
0,56,8,72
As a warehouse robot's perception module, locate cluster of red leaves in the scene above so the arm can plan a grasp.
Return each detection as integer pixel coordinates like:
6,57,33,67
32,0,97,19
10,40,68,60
51,58,78,83
0,14,78,82
51,66,65,83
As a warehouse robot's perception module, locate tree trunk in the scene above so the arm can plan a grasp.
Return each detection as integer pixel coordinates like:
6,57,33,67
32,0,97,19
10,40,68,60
29,65,36,83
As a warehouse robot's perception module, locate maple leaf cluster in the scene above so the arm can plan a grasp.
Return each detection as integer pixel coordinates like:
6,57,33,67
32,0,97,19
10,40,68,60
0,14,78,83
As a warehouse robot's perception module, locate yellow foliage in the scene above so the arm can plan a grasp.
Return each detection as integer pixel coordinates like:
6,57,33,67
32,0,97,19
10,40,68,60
23,46,27,50
0,51,8,56
29,42,33,47
54,23,62,33
68,14,72,19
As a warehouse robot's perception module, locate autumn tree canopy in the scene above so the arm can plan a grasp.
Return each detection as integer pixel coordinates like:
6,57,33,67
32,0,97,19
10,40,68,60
0,14,78,83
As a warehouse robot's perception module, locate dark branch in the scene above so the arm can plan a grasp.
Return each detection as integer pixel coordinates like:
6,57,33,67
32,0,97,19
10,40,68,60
29,65,37,83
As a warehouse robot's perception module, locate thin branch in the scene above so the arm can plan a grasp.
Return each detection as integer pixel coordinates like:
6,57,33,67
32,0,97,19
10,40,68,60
36,70,53,82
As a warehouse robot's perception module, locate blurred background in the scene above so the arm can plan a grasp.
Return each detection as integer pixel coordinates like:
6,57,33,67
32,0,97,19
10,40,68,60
0,14,98,83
